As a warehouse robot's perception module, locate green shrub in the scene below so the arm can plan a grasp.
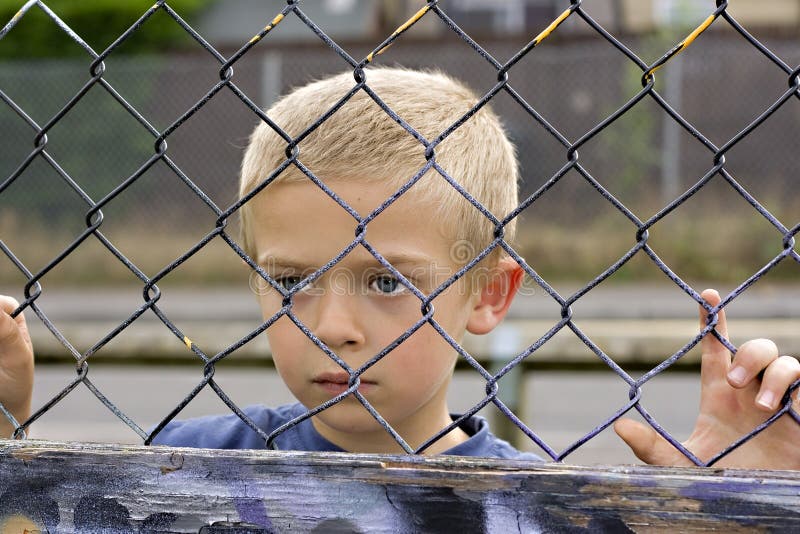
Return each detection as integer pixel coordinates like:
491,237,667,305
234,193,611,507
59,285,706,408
0,0,212,58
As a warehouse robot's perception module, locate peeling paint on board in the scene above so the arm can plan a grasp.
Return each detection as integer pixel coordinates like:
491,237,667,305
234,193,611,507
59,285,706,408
1,440,800,532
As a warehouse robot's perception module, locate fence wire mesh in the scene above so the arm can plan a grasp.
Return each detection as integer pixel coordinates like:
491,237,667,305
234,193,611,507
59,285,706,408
1,0,799,465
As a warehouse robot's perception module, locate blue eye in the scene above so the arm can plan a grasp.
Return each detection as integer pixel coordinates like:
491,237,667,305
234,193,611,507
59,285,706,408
370,275,404,295
277,276,302,292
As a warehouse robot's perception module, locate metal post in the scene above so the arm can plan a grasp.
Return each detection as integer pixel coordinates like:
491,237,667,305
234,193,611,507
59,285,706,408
261,52,282,110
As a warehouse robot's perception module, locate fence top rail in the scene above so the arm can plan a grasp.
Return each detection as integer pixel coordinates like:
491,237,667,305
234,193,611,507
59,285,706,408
1,439,799,532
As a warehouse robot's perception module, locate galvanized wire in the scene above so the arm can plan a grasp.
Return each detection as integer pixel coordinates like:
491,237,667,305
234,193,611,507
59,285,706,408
1,0,798,465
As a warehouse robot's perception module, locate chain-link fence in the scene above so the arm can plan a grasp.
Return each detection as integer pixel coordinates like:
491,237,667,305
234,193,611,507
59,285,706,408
1,0,799,464
4,39,800,286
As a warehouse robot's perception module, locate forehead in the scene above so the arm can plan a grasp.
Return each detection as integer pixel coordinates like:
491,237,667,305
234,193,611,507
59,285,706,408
248,179,453,265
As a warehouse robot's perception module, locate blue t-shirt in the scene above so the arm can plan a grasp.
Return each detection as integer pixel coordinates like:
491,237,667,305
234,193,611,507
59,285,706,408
151,402,542,461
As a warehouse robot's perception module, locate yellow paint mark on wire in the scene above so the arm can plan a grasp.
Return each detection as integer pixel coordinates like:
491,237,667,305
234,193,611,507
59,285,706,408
249,13,285,44
645,13,717,80
394,4,430,35
366,4,430,64
683,12,715,49
532,7,572,46
183,336,193,350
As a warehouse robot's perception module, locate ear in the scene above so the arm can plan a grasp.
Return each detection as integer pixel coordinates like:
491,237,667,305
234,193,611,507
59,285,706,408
466,256,524,335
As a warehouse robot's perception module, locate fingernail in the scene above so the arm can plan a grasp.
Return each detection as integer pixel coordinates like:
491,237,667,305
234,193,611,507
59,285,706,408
757,391,775,410
728,366,747,386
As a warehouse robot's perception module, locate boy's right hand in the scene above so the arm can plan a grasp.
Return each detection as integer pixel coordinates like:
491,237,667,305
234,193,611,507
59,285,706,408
0,295,34,439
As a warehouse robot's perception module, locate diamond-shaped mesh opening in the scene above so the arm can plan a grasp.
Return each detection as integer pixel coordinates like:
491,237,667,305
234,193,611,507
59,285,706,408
720,97,800,222
676,42,799,145
95,159,226,280
158,84,256,205
0,3,92,58
647,176,787,286
523,368,644,465
30,366,145,443
0,157,91,282
24,237,145,296
514,168,640,283
510,44,630,143
0,59,91,132
144,239,258,349
578,96,685,213
97,55,224,134
487,89,570,197
29,363,282,443
43,84,155,200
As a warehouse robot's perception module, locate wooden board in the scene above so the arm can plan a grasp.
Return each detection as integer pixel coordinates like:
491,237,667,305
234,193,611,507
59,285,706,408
1,439,799,532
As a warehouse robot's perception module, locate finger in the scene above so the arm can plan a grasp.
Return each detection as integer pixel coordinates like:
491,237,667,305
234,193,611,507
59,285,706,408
754,355,800,411
0,296,32,353
0,296,22,342
726,338,779,388
614,418,691,466
699,289,731,382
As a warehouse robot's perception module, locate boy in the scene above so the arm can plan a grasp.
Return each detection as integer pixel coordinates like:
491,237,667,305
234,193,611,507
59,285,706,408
1,67,799,467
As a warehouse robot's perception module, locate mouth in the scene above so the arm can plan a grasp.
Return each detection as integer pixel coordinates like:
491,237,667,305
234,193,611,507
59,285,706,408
312,372,376,396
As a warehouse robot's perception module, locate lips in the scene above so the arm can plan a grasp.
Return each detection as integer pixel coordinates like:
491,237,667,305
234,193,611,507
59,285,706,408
312,371,376,396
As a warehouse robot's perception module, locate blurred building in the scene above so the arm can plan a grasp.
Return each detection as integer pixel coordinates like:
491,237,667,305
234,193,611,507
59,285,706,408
195,0,800,48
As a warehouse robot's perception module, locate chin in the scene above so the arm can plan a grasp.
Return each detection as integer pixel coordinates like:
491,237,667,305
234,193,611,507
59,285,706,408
316,403,395,434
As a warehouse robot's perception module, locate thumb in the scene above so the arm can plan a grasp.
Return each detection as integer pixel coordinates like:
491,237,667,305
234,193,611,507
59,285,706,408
614,418,690,466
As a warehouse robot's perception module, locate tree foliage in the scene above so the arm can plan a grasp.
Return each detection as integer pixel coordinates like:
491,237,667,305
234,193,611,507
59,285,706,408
0,0,213,58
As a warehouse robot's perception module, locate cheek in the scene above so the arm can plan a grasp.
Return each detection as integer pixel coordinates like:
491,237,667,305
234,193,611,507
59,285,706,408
430,292,475,339
257,291,285,320
268,337,309,403
266,320,306,372
390,327,457,380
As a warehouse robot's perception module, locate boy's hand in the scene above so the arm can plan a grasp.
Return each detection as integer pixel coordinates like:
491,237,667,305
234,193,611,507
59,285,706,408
0,295,34,438
614,289,800,470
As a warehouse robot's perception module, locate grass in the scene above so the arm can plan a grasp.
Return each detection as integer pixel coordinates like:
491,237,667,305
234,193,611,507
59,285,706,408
2,202,797,288
0,220,249,287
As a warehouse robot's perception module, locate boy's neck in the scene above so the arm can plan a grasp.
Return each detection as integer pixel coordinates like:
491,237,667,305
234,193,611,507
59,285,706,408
310,408,470,455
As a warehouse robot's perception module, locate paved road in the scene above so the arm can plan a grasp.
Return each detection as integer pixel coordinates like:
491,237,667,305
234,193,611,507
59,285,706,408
29,366,698,465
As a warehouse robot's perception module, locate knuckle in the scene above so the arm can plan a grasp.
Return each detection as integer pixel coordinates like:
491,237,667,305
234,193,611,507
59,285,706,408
777,355,800,371
0,304,22,344
738,338,778,361
0,296,20,314
761,338,779,353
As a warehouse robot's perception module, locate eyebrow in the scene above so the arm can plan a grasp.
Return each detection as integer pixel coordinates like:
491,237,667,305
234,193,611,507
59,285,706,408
376,252,436,267
257,251,436,271
257,256,312,271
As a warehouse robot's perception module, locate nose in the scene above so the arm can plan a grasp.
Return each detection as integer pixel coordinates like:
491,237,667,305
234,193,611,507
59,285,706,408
307,286,366,351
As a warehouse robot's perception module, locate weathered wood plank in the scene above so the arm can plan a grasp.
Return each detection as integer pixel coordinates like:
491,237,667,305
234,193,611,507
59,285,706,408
1,439,799,532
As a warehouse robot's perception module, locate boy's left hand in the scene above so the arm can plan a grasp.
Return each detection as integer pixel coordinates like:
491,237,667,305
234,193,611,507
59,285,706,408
614,289,800,470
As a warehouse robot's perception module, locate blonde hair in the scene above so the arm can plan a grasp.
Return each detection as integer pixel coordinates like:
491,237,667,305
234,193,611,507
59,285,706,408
239,67,519,264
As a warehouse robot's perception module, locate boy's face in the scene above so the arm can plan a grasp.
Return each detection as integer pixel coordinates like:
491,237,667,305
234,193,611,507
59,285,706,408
249,178,481,450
